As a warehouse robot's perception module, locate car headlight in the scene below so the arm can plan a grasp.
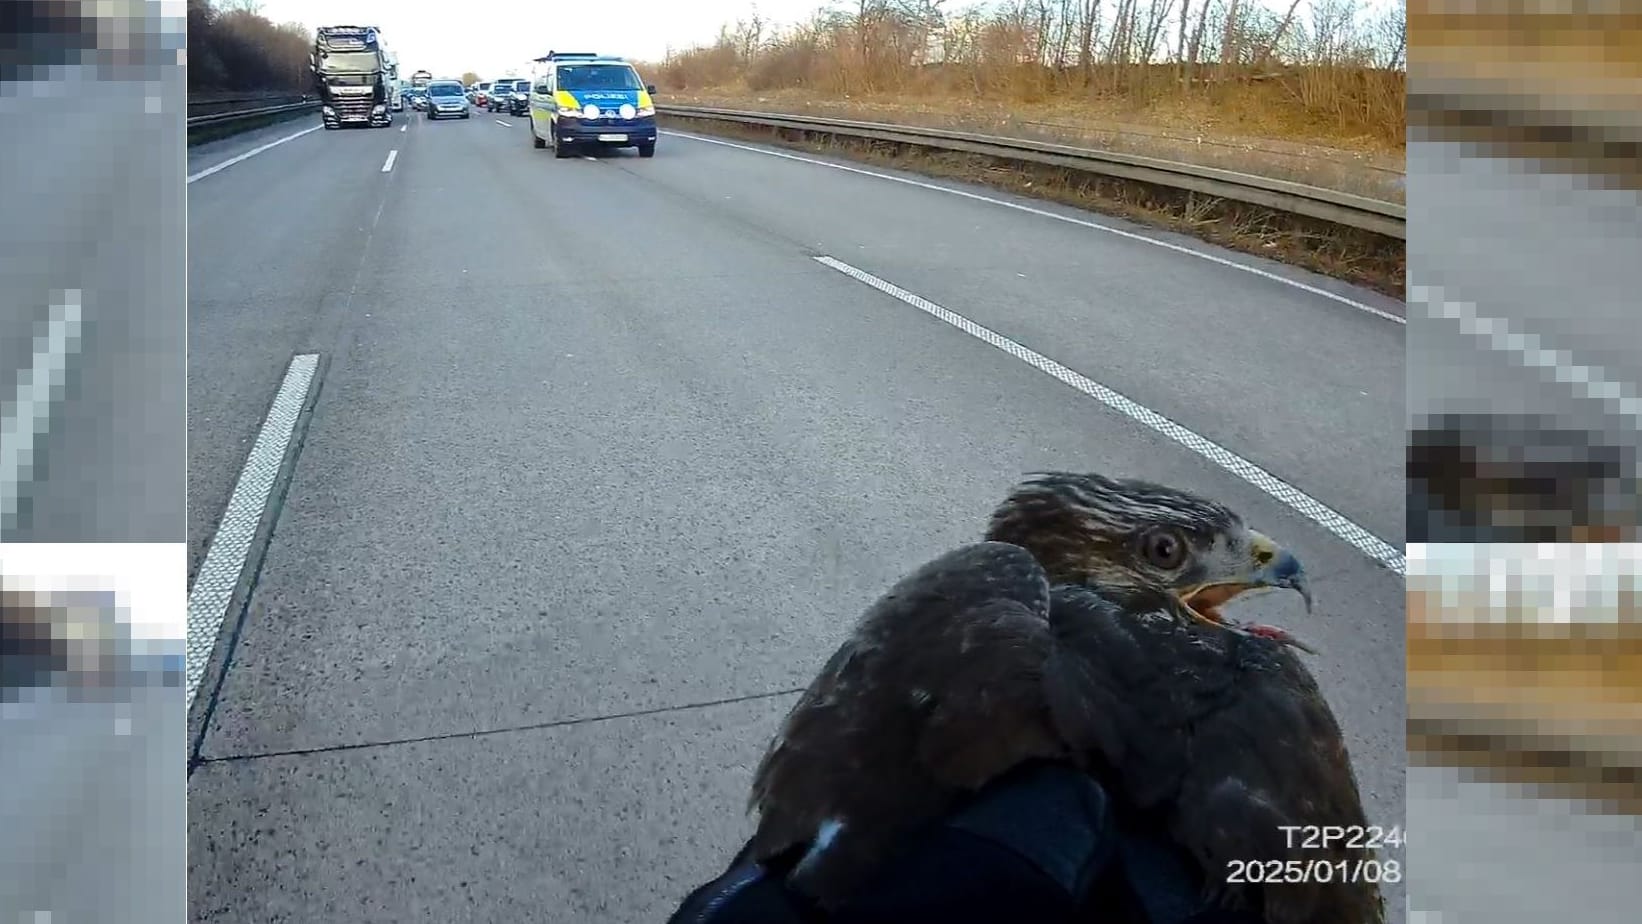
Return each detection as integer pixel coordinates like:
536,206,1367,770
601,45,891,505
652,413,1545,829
618,104,635,120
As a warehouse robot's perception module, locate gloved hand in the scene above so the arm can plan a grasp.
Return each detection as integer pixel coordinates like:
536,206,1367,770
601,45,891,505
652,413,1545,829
666,760,1270,924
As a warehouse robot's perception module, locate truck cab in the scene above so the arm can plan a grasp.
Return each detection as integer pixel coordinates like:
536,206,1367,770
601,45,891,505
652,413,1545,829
312,25,393,128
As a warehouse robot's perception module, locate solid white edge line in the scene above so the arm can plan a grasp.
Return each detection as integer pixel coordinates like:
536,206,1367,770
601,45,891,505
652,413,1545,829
665,129,1404,325
0,291,84,537
1409,283,1642,424
815,256,1405,574
382,149,398,173
187,124,322,184
184,353,320,707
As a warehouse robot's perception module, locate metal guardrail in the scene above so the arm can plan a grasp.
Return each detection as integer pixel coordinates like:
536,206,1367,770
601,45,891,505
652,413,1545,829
187,92,307,110
657,105,1406,240
187,99,321,129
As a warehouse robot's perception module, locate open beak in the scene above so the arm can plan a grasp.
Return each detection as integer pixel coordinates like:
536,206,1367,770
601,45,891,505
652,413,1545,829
1175,531,1313,643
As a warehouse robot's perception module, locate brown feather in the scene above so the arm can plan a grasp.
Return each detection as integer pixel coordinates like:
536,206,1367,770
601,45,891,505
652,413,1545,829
748,541,1065,908
1047,584,1386,924
747,472,1385,923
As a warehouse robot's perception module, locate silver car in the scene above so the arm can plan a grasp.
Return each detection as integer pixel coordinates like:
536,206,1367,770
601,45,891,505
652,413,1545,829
424,81,470,120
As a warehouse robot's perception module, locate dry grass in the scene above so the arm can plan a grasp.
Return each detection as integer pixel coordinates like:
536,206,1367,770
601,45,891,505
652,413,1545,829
643,1,1405,290
664,85,1406,202
661,113,1404,296
1408,10,1642,188
1408,589,1642,814
641,0,1408,203
1411,10,1642,79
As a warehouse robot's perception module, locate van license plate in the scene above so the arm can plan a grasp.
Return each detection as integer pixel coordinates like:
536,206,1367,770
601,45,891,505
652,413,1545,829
597,134,627,142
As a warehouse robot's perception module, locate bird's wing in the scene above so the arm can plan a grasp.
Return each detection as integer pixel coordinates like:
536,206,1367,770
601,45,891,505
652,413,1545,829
1040,585,1383,924
1038,585,1199,808
748,541,1065,867
1173,649,1384,924
908,595,1069,790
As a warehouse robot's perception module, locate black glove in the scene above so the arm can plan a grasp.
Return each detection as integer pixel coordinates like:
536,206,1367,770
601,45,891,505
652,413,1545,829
666,760,1269,924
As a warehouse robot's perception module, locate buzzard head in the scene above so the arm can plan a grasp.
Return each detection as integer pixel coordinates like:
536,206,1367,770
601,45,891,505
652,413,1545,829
984,472,1315,649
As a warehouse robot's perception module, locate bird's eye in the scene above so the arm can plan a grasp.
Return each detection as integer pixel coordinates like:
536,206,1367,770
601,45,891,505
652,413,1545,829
1141,529,1188,570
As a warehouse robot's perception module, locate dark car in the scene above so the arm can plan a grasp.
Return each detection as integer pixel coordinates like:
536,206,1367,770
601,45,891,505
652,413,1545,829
487,79,516,112
498,78,530,115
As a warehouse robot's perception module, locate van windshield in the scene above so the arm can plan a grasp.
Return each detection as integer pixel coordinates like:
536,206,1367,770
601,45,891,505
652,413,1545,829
555,64,642,91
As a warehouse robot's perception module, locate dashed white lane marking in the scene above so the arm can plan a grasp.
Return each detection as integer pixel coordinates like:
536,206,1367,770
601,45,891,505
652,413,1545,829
381,149,398,172
816,256,1404,574
0,291,83,537
495,119,510,126
187,124,322,184
1410,283,1641,425
667,130,1403,325
185,353,319,706
400,124,407,132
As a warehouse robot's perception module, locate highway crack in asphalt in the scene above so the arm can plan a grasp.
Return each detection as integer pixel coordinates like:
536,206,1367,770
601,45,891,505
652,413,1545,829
193,686,808,766
193,559,1354,770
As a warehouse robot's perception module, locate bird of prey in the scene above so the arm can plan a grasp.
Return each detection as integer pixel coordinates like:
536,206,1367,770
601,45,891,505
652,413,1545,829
747,472,1383,924
1408,411,1641,542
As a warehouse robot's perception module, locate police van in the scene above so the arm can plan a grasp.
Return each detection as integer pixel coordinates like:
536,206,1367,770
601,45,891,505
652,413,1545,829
528,52,658,159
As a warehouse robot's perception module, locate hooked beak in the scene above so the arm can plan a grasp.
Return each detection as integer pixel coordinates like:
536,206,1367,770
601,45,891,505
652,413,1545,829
1176,530,1313,629
1248,530,1313,614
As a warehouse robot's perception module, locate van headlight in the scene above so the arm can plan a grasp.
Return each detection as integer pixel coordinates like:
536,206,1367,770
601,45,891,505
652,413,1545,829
372,104,385,114
557,105,581,117
618,104,636,120
322,105,335,115
636,104,655,117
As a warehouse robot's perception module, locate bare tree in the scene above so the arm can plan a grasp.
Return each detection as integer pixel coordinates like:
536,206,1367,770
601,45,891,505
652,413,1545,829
1138,0,1175,66
1373,3,1406,70
1075,0,1102,77
1107,0,1133,66
1177,0,1191,67
1185,0,1213,81
1251,0,1304,70
889,0,946,64
1220,0,1242,68
736,7,766,64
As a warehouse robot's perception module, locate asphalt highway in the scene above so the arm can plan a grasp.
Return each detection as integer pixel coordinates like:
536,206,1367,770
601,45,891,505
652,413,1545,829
0,63,187,541
1405,125,1642,922
185,110,1406,922
1407,131,1642,540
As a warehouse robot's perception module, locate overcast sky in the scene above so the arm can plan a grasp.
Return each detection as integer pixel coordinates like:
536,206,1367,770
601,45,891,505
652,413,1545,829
253,0,1397,83
253,0,821,79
